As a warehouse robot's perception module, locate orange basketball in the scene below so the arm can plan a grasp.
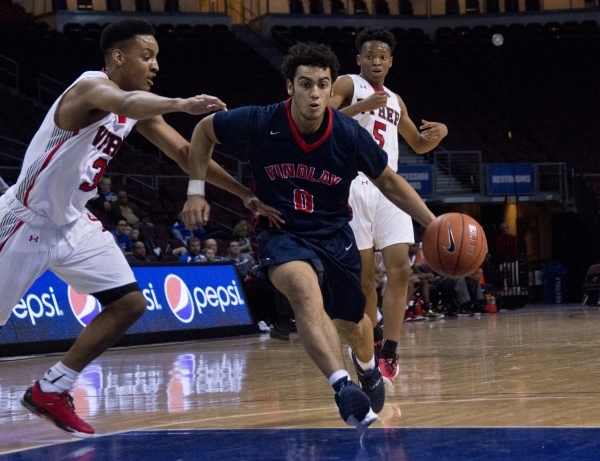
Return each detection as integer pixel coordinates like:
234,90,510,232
422,213,487,278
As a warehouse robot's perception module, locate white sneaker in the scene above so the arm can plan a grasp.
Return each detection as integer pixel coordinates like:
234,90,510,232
257,320,270,332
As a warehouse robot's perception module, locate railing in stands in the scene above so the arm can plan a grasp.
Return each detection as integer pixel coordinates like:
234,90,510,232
38,73,67,105
0,54,19,94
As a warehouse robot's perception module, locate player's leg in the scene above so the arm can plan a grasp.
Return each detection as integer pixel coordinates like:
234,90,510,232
21,213,145,437
323,227,384,414
358,247,380,336
268,260,377,428
269,261,343,376
347,179,382,351
0,211,52,325
373,197,414,387
380,242,411,342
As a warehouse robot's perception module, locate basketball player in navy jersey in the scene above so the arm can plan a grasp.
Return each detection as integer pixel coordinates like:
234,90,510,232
183,42,436,429
330,27,448,386
0,20,278,437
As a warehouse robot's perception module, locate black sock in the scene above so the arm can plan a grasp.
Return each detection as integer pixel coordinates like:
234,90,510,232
380,339,398,359
373,325,383,342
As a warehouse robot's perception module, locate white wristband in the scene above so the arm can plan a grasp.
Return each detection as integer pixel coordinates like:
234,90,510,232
187,180,205,196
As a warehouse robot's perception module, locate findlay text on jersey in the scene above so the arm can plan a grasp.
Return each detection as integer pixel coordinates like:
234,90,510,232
264,163,342,186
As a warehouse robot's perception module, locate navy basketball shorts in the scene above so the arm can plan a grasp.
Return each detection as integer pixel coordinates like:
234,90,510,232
254,226,366,323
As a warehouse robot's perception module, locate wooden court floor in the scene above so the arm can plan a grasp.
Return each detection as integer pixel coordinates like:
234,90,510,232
1,304,600,460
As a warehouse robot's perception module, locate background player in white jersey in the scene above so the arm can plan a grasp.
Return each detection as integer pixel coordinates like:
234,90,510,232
330,27,448,386
0,19,279,437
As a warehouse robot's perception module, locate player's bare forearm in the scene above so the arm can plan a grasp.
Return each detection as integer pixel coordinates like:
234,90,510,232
189,115,217,181
370,167,435,228
206,161,252,200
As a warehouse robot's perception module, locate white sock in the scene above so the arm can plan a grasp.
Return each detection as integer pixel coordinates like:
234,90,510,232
356,355,376,371
39,361,78,393
329,370,350,387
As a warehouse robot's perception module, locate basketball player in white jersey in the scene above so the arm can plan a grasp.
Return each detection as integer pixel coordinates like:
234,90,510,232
330,27,448,386
0,19,280,437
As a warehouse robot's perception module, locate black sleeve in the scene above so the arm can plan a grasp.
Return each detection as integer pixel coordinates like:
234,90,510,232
212,106,256,145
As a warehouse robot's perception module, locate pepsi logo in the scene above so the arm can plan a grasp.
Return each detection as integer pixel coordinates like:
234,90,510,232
68,287,102,327
164,275,194,323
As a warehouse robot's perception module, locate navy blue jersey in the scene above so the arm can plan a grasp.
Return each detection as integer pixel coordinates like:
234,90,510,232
213,99,388,238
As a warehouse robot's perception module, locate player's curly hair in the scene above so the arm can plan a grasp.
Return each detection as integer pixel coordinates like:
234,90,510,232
100,19,155,55
355,27,396,53
282,42,340,82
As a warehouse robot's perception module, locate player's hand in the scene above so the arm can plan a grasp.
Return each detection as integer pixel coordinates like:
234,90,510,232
244,195,285,229
182,195,210,229
420,120,448,141
180,95,227,115
358,92,390,112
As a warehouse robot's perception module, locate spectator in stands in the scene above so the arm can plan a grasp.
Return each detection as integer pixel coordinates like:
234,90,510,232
406,243,443,319
124,223,133,238
495,222,518,263
434,270,484,317
231,219,251,253
126,241,151,265
178,237,206,263
203,247,217,262
172,211,205,245
204,238,224,260
89,177,116,212
399,0,413,14
330,0,345,13
309,0,325,13
374,0,390,14
111,219,133,253
130,228,141,243
226,240,254,280
111,190,140,227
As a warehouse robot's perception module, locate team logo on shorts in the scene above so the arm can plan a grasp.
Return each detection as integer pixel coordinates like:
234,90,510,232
68,287,102,327
164,275,194,323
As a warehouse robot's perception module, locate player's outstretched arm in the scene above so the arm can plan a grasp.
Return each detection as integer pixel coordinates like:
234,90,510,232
62,78,226,124
369,166,436,228
396,94,448,154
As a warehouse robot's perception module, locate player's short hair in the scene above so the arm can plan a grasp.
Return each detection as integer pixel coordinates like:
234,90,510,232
355,27,396,53
282,42,340,82
100,19,155,55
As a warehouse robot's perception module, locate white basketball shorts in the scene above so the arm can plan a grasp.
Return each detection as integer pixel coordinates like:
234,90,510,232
0,202,136,326
349,173,415,251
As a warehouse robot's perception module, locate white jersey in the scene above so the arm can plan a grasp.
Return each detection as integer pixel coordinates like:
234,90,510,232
347,74,414,250
349,74,401,171
3,71,138,227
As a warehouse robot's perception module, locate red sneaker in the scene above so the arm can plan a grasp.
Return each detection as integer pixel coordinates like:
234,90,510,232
21,382,95,437
379,356,399,387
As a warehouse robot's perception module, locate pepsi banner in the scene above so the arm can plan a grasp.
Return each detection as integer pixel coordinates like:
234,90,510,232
486,164,536,196
1,263,252,347
397,166,433,197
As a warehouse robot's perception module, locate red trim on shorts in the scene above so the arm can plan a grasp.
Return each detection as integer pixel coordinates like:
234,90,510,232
0,221,24,254
285,98,333,153
23,141,66,206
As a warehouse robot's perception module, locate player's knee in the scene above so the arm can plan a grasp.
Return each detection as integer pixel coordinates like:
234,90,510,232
387,260,411,283
110,291,146,321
